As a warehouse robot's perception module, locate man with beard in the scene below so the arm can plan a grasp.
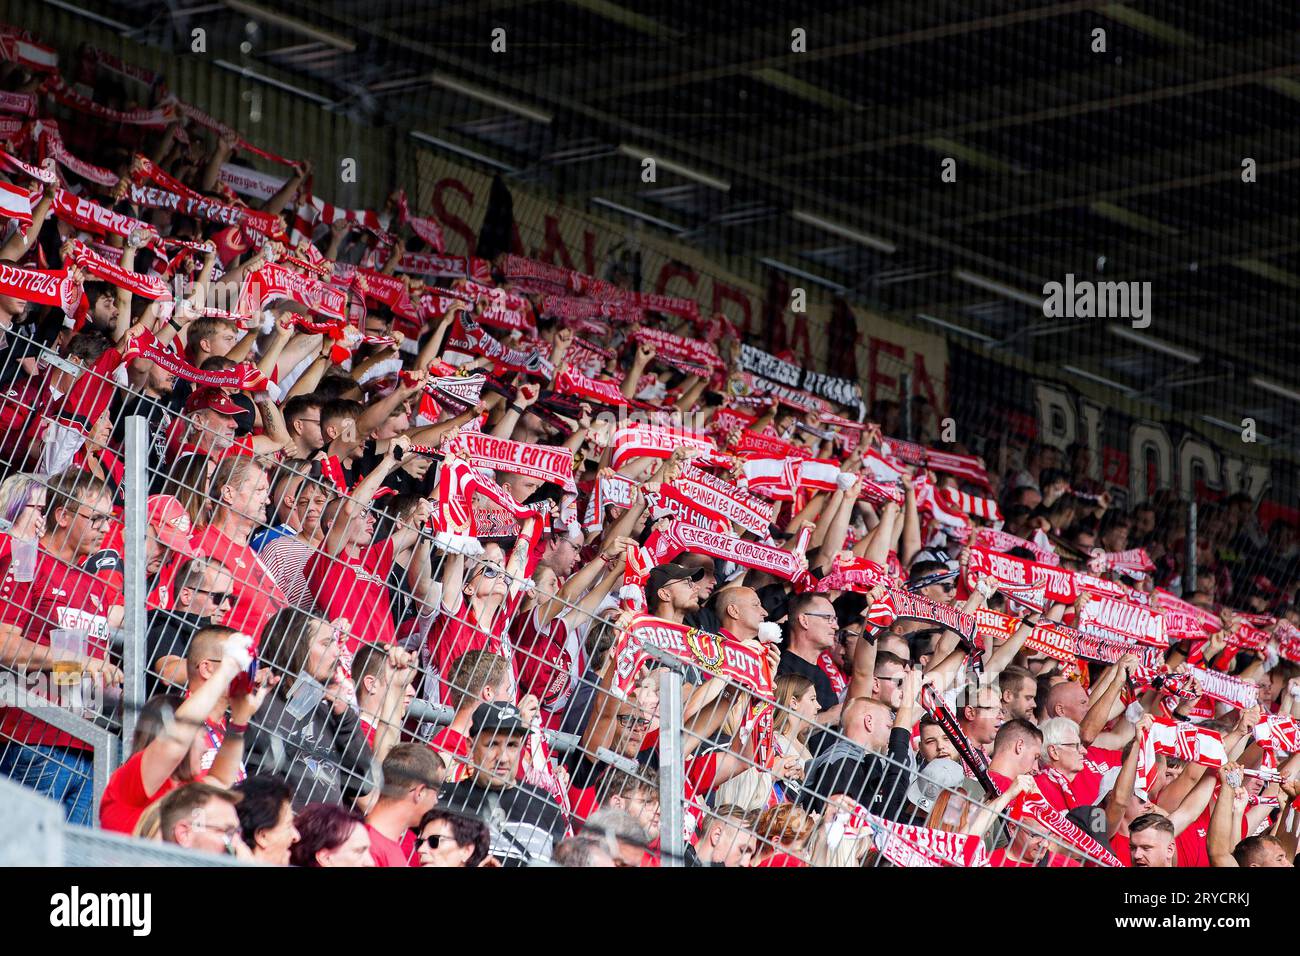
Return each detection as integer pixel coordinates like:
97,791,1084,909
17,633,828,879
645,562,704,624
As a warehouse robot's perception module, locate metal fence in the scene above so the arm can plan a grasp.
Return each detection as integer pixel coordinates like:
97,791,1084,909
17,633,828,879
0,319,1118,867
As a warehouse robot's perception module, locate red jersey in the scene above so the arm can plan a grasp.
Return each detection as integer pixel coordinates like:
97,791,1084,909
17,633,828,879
190,525,285,641
426,595,521,704
512,609,583,730
753,852,807,868
989,848,1038,867
305,539,397,654
99,750,179,834
1033,766,1105,812
0,549,121,750
366,824,415,867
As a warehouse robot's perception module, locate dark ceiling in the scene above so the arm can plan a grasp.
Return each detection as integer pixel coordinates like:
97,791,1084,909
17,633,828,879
51,0,1300,448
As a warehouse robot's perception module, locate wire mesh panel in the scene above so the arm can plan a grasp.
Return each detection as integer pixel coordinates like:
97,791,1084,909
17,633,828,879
0,2,1295,872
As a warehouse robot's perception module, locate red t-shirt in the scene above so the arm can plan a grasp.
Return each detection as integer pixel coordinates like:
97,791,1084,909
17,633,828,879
426,595,521,704
1034,767,1105,812
989,848,1038,867
512,610,583,730
987,770,1013,795
305,539,396,654
190,525,285,641
99,750,179,834
367,824,415,867
0,549,121,750
753,852,807,868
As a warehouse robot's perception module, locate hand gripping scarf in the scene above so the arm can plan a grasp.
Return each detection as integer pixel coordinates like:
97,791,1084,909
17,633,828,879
864,813,990,868
918,683,998,794
644,520,814,589
1008,790,1121,867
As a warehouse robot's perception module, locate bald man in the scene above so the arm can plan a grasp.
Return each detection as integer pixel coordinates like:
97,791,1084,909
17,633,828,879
799,677,920,821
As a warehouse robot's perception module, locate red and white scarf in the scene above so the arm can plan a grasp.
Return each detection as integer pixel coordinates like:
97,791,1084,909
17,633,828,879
643,485,729,534
49,188,157,242
65,240,171,300
609,423,717,470
965,545,1077,604
817,556,893,594
939,487,1002,522
0,263,79,311
0,146,53,184
127,183,283,237
0,26,58,73
632,326,722,374
539,293,641,323
882,438,992,489
581,473,639,531
125,330,268,391
446,313,546,375
644,521,813,589
865,814,989,868
392,189,445,253
673,464,775,536
398,251,491,282
970,527,1060,566
43,76,173,127
740,457,801,501
1009,790,1121,867
1075,592,1167,647
867,589,978,645
1088,547,1155,576
455,431,577,492
239,262,347,322
0,180,29,225
555,363,632,407
816,650,847,696
129,154,203,200
34,121,119,188
1186,665,1259,710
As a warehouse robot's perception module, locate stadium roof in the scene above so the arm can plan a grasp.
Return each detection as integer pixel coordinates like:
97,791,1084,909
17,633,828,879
75,0,1300,444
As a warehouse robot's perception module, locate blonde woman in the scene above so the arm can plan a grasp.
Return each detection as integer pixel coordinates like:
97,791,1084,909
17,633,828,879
771,674,818,801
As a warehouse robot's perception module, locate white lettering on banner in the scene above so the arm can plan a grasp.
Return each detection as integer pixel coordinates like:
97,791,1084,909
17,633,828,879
1033,382,1271,509
1077,595,1166,646
967,546,1075,602
54,607,110,640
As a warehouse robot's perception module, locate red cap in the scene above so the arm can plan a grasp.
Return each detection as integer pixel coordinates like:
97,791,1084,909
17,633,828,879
185,386,243,416
147,495,198,558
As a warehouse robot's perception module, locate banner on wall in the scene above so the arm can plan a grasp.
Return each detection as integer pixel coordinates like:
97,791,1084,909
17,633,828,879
411,151,949,415
947,345,1290,520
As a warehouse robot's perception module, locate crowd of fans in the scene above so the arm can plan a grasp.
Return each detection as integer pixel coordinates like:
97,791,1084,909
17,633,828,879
0,21,1297,868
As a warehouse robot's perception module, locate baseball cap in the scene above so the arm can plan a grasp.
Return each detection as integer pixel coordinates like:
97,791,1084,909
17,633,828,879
146,495,198,558
185,386,243,416
905,758,985,813
469,701,529,737
645,562,705,599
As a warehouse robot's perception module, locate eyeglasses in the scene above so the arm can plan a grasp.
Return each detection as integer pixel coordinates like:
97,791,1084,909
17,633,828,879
414,833,453,851
473,565,503,579
76,510,113,529
617,714,653,730
939,582,957,593
1054,741,1086,752
804,612,837,623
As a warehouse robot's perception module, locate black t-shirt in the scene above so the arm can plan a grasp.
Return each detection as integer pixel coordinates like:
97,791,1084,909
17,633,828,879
799,727,914,820
113,390,175,475
438,778,569,866
776,649,839,711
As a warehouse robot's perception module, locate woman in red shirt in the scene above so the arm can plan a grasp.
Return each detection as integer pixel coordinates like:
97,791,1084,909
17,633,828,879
427,520,537,705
